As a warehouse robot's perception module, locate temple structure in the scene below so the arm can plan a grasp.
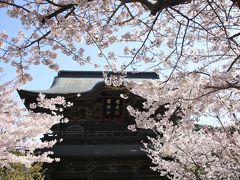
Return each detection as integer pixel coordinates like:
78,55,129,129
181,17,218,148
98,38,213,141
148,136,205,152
18,71,167,180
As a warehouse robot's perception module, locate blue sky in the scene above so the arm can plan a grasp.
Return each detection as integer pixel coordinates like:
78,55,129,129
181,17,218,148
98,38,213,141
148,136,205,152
0,8,106,92
0,6,224,127
0,8,156,92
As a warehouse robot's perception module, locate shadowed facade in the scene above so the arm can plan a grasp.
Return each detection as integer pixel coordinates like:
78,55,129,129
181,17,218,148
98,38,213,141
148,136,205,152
18,71,167,180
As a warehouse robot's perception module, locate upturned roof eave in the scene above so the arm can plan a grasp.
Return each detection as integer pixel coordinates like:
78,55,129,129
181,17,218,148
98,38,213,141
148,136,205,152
18,71,159,100
17,81,107,100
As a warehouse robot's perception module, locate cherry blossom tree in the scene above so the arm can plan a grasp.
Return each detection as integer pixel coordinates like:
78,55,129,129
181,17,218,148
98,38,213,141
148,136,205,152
126,79,240,179
1,0,240,178
0,77,71,167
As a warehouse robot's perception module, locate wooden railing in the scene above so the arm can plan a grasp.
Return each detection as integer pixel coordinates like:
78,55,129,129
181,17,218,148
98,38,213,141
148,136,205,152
46,130,144,137
44,130,154,144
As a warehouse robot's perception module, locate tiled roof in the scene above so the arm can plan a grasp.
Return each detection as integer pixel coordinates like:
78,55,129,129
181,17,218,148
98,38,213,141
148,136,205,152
18,71,159,95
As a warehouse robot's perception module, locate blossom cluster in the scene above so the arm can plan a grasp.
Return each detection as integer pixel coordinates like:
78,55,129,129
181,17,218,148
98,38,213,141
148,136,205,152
0,0,240,177
0,81,68,167
126,78,240,179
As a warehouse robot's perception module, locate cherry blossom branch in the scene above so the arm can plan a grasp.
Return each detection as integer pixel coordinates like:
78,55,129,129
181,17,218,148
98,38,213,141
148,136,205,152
72,12,113,70
107,3,123,24
169,7,217,38
227,55,240,72
24,31,51,48
205,83,240,91
0,1,30,12
230,32,240,40
122,11,161,71
41,4,76,24
121,0,192,15
208,0,238,54
45,0,67,7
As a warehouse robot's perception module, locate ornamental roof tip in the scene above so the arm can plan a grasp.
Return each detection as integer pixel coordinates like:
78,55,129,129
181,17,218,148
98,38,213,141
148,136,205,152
57,70,159,79
18,71,159,96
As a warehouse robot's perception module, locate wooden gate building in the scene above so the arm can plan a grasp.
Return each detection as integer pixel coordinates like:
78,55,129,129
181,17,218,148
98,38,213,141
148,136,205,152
18,71,167,180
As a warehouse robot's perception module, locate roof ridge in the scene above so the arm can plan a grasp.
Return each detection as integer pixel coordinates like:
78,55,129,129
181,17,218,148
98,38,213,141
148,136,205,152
58,71,159,79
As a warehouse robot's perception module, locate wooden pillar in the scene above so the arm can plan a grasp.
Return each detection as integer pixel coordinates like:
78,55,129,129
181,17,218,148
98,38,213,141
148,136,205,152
87,173,93,180
133,170,139,180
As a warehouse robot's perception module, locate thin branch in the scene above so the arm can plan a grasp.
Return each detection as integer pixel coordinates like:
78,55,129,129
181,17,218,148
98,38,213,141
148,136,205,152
227,55,240,72
122,11,161,71
107,3,123,24
0,1,30,12
24,31,51,48
229,32,240,40
45,0,66,7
